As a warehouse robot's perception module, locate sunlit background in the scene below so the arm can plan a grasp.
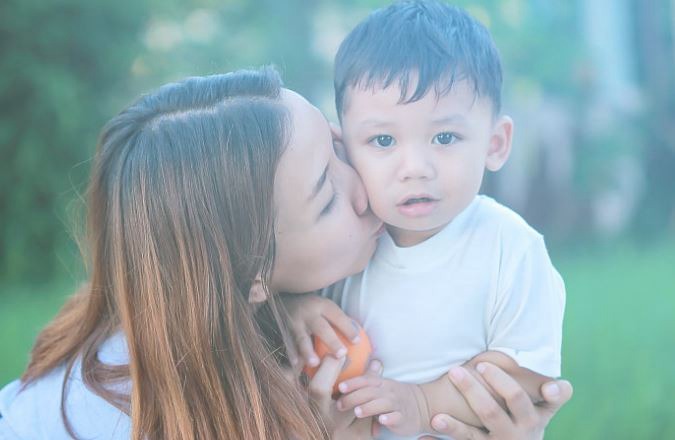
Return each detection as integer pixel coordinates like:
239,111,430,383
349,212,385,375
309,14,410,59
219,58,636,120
1,0,674,438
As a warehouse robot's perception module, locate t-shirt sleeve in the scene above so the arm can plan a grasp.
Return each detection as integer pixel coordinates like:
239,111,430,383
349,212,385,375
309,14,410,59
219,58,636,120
487,235,565,377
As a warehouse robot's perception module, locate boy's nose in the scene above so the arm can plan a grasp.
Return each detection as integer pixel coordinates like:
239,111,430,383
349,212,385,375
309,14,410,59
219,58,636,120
396,145,436,181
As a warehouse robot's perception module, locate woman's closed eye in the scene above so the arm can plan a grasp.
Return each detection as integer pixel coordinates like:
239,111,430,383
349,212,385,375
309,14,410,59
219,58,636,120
368,134,395,148
432,131,461,145
319,186,338,218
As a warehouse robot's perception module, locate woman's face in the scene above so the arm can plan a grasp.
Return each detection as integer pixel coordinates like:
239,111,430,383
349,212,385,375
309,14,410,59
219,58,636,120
270,89,383,293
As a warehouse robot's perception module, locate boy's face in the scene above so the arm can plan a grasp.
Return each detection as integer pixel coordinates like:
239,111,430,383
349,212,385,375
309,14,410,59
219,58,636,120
340,79,512,246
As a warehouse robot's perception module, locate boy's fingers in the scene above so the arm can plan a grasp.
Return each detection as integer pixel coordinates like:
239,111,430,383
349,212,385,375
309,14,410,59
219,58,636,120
321,305,361,343
474,362,537,425
338,374,382,394
337,386,381,412
353,397,394,418
378,411,403,427
309,317,348,357
429,413,487,440
447,366,511,433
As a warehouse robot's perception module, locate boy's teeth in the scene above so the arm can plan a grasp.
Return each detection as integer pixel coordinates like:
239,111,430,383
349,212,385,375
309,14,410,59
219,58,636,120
405,197,431,205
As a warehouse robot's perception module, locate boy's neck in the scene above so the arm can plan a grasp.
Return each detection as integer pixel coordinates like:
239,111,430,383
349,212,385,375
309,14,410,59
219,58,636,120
386,223,448,247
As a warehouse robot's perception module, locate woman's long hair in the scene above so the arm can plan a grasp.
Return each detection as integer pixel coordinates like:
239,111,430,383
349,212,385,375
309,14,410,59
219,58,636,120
21,67,328,439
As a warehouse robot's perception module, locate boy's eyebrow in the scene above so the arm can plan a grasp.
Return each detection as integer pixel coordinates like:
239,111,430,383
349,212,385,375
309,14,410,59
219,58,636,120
308,165,329,202
431,115,468,125
354,118,393,128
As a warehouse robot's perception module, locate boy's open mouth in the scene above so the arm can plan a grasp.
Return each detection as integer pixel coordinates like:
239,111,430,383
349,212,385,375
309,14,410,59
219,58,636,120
401,196,435,205
397,195,439,217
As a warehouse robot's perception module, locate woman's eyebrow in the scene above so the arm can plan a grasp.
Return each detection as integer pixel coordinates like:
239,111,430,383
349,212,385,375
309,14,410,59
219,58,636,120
308,164,328,202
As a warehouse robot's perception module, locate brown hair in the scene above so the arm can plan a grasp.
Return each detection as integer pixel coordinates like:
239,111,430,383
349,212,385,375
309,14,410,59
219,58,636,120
21,67,328,439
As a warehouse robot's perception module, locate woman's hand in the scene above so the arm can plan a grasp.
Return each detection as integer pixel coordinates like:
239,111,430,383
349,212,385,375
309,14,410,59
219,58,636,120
307,356,383,439
282,293,361,367
421,363,573,440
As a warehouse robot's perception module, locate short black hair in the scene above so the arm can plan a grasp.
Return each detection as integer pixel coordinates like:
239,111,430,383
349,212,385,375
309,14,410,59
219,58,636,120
334,0,503,117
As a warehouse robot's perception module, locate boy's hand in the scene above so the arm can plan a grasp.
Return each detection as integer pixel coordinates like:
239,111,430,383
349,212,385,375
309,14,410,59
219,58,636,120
281,293,361,367
336,375,430,436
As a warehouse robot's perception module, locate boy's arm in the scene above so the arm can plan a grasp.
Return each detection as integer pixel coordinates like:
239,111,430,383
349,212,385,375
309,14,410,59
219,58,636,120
336,351,550,434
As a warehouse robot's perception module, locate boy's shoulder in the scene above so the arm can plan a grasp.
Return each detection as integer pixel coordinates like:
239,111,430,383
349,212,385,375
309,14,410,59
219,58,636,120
472,195,543,247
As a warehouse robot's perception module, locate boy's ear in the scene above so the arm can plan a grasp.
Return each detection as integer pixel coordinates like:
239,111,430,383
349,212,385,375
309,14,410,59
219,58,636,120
485,115,513,172
248,274,267,304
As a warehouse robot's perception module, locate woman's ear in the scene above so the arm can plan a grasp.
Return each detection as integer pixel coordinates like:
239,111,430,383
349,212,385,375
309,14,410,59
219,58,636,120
485,115,513,172
330,121,350,163
248,276,267,304
329,121,343,142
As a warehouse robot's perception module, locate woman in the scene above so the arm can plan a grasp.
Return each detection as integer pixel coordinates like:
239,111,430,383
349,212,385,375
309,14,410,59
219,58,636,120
0,67,570,439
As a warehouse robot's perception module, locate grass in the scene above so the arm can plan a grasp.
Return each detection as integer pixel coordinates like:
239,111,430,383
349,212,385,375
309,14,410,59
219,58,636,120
1,240,673,438
546,240,675,439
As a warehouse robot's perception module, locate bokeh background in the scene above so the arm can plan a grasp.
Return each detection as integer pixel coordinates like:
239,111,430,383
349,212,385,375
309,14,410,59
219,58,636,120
1,0,674,438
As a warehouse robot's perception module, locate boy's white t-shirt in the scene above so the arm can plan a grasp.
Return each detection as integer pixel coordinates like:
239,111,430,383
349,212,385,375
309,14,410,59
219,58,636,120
0,332,131,439
324,195,565,438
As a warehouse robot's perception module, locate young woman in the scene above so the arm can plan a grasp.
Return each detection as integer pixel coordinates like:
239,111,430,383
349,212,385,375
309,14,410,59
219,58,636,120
0,67,570,439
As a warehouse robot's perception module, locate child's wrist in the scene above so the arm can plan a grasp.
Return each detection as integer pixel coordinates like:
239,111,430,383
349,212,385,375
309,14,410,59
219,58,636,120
412,383,432,433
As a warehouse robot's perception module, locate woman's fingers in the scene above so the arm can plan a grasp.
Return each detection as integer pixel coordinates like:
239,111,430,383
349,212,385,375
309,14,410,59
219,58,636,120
308,355,346,411
475,362,537,427
447,366,512,433
539,379,573,421
428,413,488,440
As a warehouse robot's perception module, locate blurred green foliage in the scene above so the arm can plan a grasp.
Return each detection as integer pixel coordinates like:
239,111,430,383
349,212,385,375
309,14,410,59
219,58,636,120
1,0,674,282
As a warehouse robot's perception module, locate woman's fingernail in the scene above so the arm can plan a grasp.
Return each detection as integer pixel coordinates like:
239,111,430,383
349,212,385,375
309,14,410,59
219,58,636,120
449,367,464,382
354,406,362,417
432,415,449,430
378,414,388,425
308,356,319,367
543,382,561,399
336,347,347,358
369,359,382,373
476,362,487,374
339,382,348,393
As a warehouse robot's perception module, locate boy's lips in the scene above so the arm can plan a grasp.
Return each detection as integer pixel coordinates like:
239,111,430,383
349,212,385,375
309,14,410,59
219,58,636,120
397,194,439,217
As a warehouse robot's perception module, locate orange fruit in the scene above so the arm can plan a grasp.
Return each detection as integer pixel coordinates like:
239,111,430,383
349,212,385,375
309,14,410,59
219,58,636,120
303,326,372,395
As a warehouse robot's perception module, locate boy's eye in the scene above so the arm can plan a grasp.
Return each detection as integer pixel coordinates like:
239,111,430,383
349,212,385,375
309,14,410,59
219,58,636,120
433,132,459,145
369,135,395,148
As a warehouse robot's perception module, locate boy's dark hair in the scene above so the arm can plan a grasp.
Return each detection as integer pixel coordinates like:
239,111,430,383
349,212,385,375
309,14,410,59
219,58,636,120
334,0,503,117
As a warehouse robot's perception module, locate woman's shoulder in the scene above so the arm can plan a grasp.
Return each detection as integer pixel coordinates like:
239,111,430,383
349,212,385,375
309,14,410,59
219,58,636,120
0,332,131,439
